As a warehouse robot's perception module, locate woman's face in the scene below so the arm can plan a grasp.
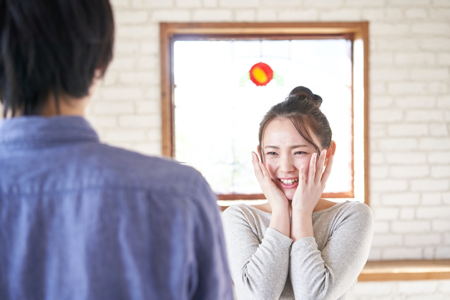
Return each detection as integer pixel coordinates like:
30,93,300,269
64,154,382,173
259,118,321,201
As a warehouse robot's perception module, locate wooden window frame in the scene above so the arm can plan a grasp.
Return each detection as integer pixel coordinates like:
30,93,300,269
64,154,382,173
359,259,450,281
160,22,370,205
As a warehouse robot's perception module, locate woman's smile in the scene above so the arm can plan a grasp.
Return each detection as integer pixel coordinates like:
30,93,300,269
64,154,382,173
278,178,299,189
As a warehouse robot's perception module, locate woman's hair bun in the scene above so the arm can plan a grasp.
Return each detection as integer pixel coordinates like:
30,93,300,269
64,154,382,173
288,86,323,107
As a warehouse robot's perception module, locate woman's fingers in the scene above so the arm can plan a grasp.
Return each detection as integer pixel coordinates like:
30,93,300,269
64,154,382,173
259,161,271,181
252,153,285,196
251,151,259,166
252,152,272,185
251,152,264,180
308,152,317,183
300,164,305,182
321,154,334,184
315,150,327,182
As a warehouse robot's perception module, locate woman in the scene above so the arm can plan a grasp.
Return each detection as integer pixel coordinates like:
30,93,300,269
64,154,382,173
222,86,373,300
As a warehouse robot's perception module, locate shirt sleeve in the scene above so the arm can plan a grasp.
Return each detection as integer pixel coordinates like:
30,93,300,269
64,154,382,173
289,203,374,300
222,205,293,300
189,174,234,300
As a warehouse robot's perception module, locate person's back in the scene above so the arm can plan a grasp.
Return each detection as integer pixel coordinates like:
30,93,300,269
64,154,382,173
0,116,231,300
0,1,232,299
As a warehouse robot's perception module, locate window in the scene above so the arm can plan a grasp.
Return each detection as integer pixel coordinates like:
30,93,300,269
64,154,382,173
160,22,369,205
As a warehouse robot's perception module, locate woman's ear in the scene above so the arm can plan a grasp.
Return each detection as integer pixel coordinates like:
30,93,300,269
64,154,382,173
326,141,336,158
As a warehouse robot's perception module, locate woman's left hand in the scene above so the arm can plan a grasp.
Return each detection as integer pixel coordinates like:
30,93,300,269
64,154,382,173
291,150,334,214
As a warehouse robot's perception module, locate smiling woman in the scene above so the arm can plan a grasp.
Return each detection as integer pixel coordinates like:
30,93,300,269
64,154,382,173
222,87,374,300
257,86,334,202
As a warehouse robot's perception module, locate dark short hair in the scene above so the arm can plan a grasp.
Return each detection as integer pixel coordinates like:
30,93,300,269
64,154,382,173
258,86,332,156
0,0,115,117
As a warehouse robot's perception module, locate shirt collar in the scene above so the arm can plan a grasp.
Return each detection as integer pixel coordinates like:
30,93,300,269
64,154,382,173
0,115,100,150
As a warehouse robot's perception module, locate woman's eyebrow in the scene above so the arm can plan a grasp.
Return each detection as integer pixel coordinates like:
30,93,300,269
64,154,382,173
263,144,308,149
291,144,309,149
264,145,279,149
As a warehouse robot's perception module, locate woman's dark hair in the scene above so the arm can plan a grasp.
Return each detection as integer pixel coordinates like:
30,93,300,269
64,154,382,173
258,86,332,155
0,0,115,117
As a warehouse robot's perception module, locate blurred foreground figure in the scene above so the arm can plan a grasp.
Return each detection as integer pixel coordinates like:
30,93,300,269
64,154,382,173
0,1,233,299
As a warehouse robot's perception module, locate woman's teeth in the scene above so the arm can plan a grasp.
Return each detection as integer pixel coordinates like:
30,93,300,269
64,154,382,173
279,179,298,185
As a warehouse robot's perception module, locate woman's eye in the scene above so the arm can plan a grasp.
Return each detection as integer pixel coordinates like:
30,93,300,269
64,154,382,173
266,151,277,155
295,151,307,155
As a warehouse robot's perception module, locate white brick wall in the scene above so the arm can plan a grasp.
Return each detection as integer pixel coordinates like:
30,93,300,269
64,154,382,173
86,0,450,297
354,280,450,300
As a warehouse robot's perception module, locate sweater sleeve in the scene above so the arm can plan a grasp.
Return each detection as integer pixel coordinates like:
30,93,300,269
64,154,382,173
289,203,374,300
222,205,293,300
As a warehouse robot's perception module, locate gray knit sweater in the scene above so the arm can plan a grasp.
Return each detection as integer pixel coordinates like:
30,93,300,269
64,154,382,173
222,201,374,300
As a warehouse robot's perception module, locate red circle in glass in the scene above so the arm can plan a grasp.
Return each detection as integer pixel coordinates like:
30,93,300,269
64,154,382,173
249,62,274,86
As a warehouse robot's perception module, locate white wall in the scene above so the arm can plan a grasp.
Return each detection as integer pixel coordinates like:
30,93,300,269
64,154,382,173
87,0,450,298
354,280,450,300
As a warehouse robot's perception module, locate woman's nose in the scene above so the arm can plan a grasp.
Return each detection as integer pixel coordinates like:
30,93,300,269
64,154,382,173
279,155,295,173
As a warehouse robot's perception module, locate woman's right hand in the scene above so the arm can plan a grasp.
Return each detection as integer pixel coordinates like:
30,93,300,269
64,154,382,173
251,152,290,213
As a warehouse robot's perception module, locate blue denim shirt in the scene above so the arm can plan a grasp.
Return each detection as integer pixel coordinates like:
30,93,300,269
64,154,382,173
0,116,233,300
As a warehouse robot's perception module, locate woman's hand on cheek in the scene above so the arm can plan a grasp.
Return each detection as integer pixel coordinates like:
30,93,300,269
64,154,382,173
252,152,289,213
292,150,334,214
